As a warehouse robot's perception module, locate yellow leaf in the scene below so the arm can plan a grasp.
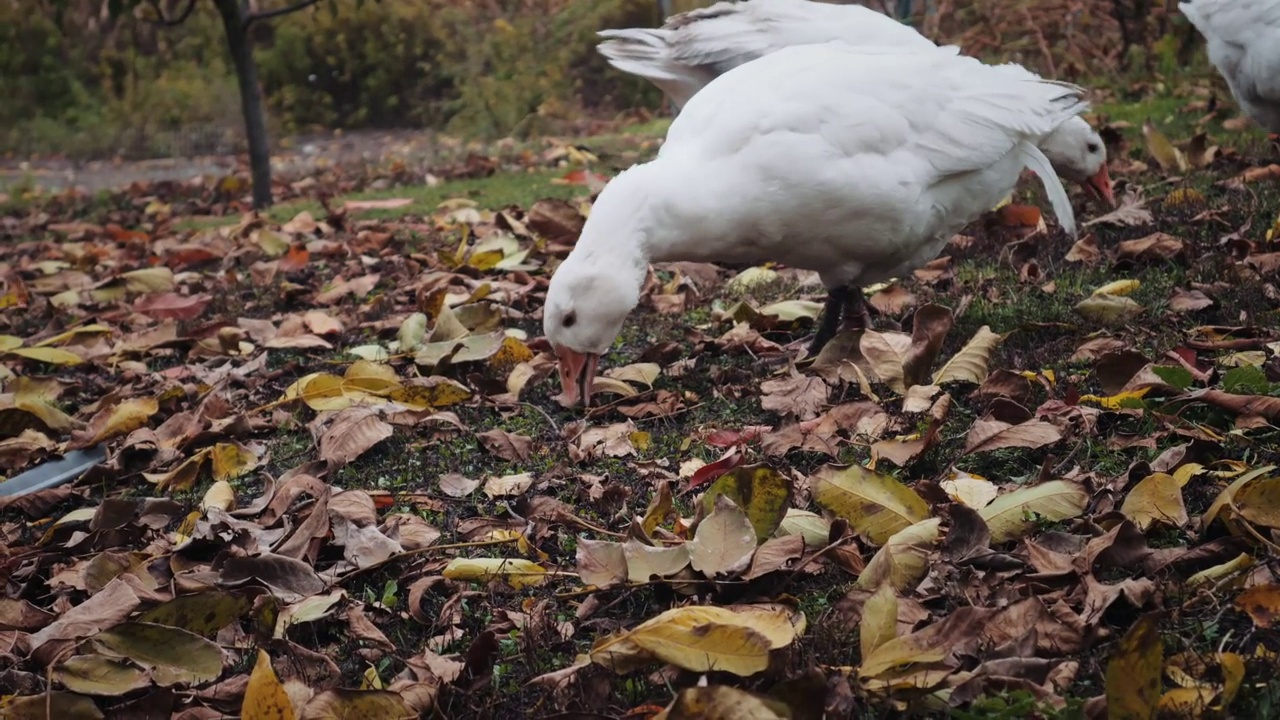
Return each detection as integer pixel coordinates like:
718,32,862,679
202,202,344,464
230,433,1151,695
812,464,930,545
591,605,796,677
0,334,23,351
1120,473,1189,530
144,449,211,492
1188,553,1256,589
701,464,793,543
343,360,401,396
34,323,113,347
1157,687,1215,718
1076,294,1144,324
978,480,1089,544
242,649,296,720
657,686,790,720
91,398,159,444
1105,614,1163,720
389,377,473,409
932,326,1004,385
1093,279,1142,296
6,346,84,366
1142,120,1189,172
121,267,176,293
210,442,258,481
201,481,236,512
488,336,533,372
1202,466,1276,532
861,583,899,660
1079,387,1151,409
281,372,349,411
856,518,941,592
442,557,547,589
939,470,999,509
396,312,428,352
1232,476,1280,529
858,630,949,679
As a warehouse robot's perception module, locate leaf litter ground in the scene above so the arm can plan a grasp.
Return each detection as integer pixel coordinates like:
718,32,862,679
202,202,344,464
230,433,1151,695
3,100,1280,719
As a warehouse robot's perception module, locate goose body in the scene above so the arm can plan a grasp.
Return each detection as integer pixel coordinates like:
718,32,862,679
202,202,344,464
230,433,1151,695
1180,0,1280,132
599,0,1113,220
545,43,1090,405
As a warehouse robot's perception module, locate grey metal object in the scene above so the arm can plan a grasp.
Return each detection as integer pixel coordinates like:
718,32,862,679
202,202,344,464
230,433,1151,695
0,446,107,498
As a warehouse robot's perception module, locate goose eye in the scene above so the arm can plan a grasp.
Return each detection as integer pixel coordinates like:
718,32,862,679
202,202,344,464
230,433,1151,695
1086,142,1100,153
563,312,577,328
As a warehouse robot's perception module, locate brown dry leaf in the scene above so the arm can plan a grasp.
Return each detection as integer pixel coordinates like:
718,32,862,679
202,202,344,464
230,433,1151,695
1235,584,1280,628
299,689,414,719
963,418,1062,455
759,374,828,420
318,407,393,467
1117,232,1186,262
687,495,758,578
859,330,913,394
657,685,791,720
1065,234,1103,262
476,428,533,462
1169,288,1213,313
902,304,954,388
576,538,628,589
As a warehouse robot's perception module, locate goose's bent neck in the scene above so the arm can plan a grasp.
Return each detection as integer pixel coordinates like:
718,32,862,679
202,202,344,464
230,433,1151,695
567,161,679,284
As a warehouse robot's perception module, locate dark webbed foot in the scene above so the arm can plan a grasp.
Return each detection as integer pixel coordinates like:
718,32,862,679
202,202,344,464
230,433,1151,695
838,289,874,334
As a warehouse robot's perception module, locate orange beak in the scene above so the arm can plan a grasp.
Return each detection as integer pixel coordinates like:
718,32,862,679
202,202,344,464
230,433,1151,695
555,346,600,407
1083,164,1115,208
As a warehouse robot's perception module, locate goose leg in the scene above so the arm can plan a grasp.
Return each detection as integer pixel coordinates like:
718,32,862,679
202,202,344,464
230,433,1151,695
809,285,851,355
838,288,873,333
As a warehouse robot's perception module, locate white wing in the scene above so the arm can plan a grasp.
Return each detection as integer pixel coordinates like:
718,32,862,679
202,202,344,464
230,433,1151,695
597,0,936,108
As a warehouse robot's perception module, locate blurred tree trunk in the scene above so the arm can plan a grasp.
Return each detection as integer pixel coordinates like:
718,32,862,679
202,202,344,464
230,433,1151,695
214,0,273,208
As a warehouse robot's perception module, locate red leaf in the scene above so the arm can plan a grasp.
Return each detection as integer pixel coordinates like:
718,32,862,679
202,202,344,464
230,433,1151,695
133,293,212,320
683,446,744,492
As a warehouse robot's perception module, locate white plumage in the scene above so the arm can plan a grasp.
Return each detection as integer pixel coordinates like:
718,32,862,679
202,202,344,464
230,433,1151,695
597,0,1113,217
545,44,1092,406
1180,0,1280,133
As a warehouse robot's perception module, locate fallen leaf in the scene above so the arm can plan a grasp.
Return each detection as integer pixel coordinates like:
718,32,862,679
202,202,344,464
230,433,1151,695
1105,614,1163,720
812,464,931,545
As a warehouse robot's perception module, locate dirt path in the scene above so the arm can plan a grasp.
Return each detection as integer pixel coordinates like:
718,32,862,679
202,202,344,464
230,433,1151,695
0,129,451,194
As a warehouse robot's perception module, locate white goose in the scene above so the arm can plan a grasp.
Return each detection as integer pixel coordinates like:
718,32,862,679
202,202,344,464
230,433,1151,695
599,0,1114,205
1180,0,1280,133
545,43,1090,406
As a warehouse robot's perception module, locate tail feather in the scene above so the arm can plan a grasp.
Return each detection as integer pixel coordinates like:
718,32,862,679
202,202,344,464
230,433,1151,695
596,29,702,108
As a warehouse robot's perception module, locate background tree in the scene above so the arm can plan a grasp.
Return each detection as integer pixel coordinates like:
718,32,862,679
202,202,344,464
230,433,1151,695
55,0,337,208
